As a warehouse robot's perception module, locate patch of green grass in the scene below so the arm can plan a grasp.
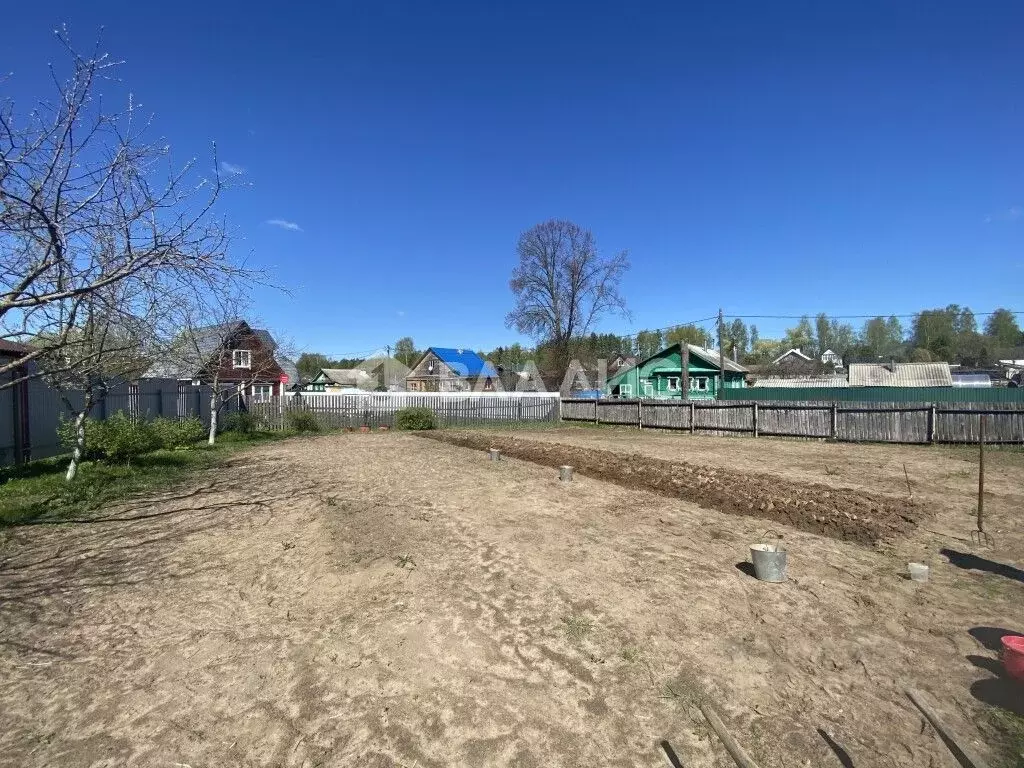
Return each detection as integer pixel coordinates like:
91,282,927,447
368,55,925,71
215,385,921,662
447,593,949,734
981,707,1024,768
0,431,294,527
395,554,416,569
620,646,642,663
561,614,593,642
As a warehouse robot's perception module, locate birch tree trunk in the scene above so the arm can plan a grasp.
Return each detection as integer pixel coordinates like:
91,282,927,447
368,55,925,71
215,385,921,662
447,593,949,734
208,387,219,445
64,411,88,482
64,394,95,484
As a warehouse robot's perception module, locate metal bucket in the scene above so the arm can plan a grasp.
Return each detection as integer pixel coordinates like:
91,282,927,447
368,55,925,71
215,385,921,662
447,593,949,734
488,448,501,461
559,465,573,482
750,542,787,583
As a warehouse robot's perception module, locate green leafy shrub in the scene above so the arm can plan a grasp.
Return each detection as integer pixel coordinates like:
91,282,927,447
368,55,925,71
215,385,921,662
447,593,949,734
394,407,436,431
150,417,206,449
60,412,157,462
286,408,321,433
96,412,159,461
222,411,256,435
58,416,103,460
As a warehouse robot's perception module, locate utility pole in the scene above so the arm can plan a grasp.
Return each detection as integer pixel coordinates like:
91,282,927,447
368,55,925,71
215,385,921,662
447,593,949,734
717,308,726,400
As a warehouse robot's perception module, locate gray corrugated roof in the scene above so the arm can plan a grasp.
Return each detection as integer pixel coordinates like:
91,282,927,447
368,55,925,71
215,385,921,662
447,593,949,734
319,368,373,386
686,344,748,373
848,362,953,387
752,376,849,388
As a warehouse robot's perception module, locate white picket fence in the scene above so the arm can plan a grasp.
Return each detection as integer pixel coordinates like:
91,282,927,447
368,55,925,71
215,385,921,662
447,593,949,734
251,391,561,430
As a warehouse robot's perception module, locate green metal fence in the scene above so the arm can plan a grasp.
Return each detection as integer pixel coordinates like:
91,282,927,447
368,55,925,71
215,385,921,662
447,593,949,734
722,386,1024,404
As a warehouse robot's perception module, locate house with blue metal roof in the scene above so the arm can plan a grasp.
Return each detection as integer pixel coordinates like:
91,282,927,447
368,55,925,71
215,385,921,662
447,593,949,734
406,347,499,392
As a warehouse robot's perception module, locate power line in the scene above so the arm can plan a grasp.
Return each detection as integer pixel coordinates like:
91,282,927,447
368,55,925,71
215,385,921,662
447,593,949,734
610,309,1024,342
727,309,1023,321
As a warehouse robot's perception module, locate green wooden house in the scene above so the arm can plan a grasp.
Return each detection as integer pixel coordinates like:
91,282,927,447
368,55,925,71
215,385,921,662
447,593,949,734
605,344,748,400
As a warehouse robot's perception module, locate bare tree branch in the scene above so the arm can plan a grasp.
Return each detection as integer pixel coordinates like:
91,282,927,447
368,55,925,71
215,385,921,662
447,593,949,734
505,219,630,385
0,29,250,388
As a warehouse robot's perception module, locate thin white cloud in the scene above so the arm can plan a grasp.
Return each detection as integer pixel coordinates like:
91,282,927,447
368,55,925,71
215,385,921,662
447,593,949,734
984,205,1022,224
397,310,406,317
221,161,247,175
265,219,303,232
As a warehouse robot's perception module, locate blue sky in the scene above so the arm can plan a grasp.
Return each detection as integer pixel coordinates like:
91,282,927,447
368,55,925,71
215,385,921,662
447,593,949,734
5,1,1023,357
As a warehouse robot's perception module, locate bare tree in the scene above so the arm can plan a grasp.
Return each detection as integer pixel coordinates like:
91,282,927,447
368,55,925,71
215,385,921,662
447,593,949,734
506,219,629,385
37,280,164,481
0,29,241,388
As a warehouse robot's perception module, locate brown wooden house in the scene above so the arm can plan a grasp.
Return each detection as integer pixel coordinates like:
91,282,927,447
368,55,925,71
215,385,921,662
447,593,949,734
146,320,297,402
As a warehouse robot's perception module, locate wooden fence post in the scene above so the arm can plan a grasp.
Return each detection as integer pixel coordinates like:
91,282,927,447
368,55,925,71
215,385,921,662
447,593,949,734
978,414,986,534
638,399,643,430
927,403,936,444
594,398,600,425
689,401,696,434
752,402,758,438
830,402,838,440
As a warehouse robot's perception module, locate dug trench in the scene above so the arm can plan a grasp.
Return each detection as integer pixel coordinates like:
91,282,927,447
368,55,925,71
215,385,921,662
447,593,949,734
421,431,923,545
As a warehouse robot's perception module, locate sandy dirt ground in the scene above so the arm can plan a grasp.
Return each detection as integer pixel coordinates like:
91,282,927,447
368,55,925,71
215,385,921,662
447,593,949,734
1,429,1022,767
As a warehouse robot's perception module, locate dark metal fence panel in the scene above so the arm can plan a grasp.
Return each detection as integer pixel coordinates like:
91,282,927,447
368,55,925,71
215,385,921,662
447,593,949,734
0,383,14,466
1,378,232,467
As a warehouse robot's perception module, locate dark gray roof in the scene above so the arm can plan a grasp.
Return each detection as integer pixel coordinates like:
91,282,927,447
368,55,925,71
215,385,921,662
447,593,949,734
143,320,285,380
254,328,276,350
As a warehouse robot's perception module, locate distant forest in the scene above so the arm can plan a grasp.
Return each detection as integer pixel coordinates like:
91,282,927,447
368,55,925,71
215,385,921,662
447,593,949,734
297,306,1022,382
482,306,1022,371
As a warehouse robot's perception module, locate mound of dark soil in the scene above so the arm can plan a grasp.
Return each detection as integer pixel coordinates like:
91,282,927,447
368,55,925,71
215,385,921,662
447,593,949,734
422,431,922,545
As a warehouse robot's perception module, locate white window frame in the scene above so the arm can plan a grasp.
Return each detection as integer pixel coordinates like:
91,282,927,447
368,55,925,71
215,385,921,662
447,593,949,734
620,383,633,397
251,383,273,402
667,377,680,391
690,376,709,392
642,380,654,397
232,349,252,369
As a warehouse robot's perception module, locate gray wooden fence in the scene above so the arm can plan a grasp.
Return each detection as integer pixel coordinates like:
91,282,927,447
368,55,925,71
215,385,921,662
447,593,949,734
0,378,230,467
561,398,1024,445
251,392,561,430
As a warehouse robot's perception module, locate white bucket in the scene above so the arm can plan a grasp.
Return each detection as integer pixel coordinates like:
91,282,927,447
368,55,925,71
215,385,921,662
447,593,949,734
908,562,929,582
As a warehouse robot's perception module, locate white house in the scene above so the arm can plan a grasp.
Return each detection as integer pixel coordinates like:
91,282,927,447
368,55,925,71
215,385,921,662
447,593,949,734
820,348,843,367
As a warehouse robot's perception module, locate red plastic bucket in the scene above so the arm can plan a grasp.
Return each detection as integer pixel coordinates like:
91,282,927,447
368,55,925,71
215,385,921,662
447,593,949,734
1002,634,1024,682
